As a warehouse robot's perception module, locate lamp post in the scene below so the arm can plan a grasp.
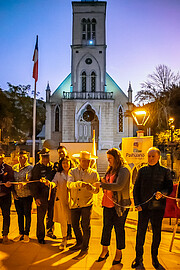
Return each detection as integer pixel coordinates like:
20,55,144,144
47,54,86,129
168,117,175,171
132,109,150,137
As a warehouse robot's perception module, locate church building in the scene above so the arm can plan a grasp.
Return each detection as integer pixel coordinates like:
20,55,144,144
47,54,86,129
45,0,134,150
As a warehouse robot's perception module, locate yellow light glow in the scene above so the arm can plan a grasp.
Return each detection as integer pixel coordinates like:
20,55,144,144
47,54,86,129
134,110,147,115
132,109,150,126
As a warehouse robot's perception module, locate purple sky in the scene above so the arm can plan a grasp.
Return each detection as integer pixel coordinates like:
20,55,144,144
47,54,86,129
0,0,180,102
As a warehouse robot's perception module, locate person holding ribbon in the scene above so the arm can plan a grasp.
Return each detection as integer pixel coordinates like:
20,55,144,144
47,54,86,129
53,156,74,250
94,148,131,266
67,151,99,260
0,149,14,244
13,150,33,243
131,147,173,269
30,148,56,244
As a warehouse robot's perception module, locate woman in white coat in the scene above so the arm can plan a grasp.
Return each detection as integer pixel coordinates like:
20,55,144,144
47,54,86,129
53,157,74,250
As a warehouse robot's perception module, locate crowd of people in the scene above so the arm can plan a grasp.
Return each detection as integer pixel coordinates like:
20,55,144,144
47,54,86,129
0,145,179,268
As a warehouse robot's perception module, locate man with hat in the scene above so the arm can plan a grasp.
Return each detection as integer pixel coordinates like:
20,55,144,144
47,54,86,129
67,151,100,259
30,147,56,244
0,149,14,243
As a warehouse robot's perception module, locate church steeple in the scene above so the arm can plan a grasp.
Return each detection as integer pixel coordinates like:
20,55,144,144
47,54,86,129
46,81,51,102
128,81,133,103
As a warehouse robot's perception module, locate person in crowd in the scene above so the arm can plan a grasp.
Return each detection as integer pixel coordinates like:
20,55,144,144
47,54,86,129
54,145,73,239
54,146,69,172
53,156,74,250
30,148,56,244
67,151,99,260
0,149,14,243
131,147,173,269
13,150,33,243
94,148,131,265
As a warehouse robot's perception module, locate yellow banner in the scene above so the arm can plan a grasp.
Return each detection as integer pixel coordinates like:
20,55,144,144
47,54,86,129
122,136,153,166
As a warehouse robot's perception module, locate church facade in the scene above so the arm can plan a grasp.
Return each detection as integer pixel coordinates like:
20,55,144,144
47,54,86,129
45,0,133,150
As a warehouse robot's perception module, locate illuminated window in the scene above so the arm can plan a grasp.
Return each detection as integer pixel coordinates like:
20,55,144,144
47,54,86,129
55,106,60,132
91,71,96,92
82,71,86,92
119,106,123,132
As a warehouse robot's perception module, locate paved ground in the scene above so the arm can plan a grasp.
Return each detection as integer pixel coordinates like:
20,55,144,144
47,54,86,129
0,208,180,270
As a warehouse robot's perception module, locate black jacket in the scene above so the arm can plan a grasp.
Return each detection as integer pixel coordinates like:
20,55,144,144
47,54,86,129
30,162,56,202
133,162,173,210
0,162,14,196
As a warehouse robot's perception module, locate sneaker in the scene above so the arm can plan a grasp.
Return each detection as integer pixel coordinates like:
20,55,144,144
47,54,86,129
22,235,30,243
131,258,143,268
73,249,88,260
59,240,67,251
46,232,57,239
13,234,24,242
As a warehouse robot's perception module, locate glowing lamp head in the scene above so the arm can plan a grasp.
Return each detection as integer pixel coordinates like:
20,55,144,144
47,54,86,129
132,109,150,126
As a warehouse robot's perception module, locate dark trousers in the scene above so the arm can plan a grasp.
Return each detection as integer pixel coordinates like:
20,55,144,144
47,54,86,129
0,193,11,236
46,193,55,233
14,196,33,235
101,207,129,250
71,205,92,251
37,195,55,240
136,208,165,259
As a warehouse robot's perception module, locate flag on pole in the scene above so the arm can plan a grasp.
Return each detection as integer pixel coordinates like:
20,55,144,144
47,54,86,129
32,35,38,82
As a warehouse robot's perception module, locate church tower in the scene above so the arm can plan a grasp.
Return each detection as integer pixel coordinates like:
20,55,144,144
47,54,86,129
45,0,134,150
71,0,106,94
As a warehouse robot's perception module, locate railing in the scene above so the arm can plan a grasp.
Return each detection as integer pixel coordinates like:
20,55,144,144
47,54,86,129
63,91,113,100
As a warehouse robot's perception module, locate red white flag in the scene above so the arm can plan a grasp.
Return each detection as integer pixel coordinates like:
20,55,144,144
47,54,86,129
32,35,38,82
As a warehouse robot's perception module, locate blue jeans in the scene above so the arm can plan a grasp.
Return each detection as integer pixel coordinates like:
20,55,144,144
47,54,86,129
14,196,33,235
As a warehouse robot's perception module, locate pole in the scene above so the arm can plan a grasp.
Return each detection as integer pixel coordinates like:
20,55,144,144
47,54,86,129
171,127,174,171
32,80,37,166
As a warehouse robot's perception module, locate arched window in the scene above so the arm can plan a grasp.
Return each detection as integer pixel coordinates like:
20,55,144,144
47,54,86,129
87,19,91,40
81,18,86,40
119,106,123,132
91,19,96,40
81,18,96,43
55,106,60,132
91,71,96,92
82,71,86,92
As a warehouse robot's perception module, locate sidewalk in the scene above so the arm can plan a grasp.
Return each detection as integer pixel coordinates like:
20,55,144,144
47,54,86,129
0,209,180,270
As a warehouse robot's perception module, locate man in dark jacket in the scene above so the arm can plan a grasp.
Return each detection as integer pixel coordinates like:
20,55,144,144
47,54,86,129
30,148,56,244
0,149,14,243
131,147,173,269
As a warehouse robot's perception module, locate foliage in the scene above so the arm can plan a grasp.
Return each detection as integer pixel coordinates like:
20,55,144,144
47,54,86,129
154,129,180,158
135,65,180,133
0,83,45,143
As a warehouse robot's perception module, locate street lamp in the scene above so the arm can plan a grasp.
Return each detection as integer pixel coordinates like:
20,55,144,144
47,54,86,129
132,109,150,137
168,117,175,171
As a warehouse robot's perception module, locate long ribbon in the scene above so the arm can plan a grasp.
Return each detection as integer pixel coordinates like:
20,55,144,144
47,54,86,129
0,179,53,201
104,192,178,209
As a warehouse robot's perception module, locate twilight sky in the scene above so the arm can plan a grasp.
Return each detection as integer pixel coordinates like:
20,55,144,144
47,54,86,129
0,0,180,102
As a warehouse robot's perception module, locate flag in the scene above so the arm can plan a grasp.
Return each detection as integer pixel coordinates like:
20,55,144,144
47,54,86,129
32,35,38,82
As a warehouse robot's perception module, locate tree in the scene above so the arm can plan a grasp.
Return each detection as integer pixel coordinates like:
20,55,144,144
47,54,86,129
135,65,180,132
0,83,45,142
